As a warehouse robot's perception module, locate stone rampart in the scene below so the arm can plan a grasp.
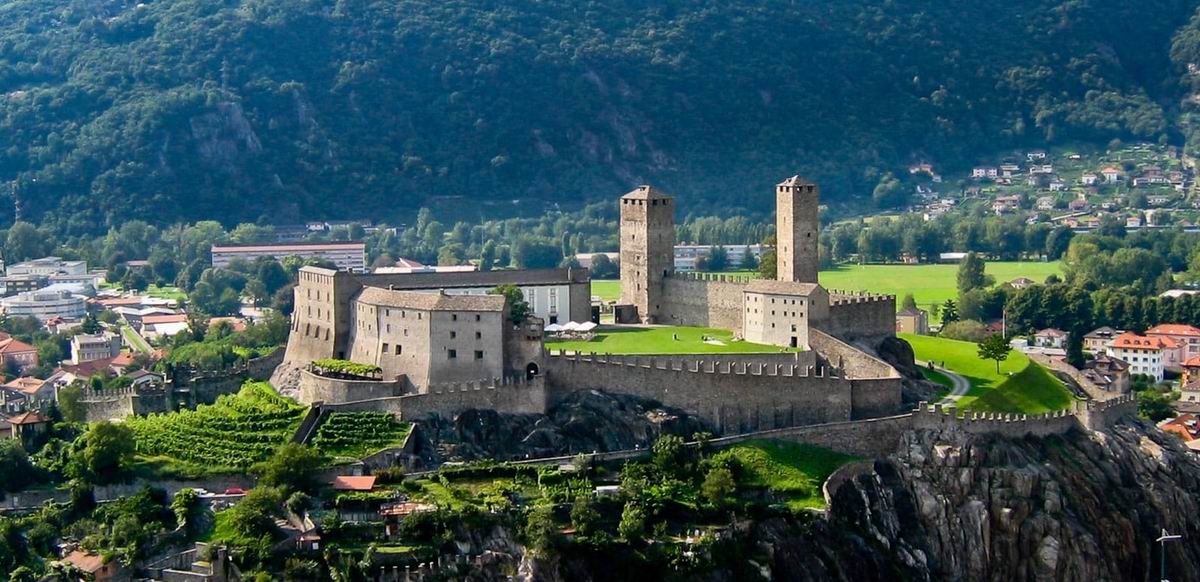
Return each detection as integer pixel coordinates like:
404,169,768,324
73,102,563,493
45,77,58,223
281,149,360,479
297,368,407,404
1077,393,1138,430
911,402,1081,437
1026,352,1129,401
79,387,137,422
318,375,546,421
659,276,746,333
823,290,896,341
544,352,854,433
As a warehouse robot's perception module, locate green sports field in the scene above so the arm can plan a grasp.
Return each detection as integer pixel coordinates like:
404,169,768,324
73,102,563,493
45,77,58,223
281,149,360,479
900,333,1074,414
592,262,1062,313
546,325,796,354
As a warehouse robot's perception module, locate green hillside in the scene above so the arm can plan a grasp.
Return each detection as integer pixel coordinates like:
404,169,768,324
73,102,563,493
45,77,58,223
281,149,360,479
0,0,1198,232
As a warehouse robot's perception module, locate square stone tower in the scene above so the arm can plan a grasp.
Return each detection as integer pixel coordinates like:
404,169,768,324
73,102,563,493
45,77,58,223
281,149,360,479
619,185,675,323
776,175,819,283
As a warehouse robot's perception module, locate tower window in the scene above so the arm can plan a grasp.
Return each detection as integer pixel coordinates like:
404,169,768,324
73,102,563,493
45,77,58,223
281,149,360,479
448,349,457,359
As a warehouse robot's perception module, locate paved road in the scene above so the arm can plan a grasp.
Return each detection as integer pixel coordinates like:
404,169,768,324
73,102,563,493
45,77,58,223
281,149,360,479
917,360,971,406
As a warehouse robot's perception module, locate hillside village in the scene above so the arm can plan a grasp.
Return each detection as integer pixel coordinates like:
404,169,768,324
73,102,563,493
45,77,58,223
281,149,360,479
908,143,1200,231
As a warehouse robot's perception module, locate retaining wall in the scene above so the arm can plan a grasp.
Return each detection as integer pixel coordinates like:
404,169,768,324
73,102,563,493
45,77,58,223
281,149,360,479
318,376,547,421
544,352,855,433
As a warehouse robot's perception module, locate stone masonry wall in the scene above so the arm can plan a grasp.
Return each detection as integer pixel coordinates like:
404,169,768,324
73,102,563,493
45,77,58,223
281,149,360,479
823,291,896,341
659,275,747,333
297,369,407,404
317,376,546,420
544,353,854,433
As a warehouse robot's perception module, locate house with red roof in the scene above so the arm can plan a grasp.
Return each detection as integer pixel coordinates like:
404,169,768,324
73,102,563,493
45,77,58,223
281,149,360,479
4,376,53,407
1159,413,1200,442
1107,332,1180,382
60,548,124,581
7,410,49,443
1147,324,1200,359
0,333,37,374
1033,328,1067,349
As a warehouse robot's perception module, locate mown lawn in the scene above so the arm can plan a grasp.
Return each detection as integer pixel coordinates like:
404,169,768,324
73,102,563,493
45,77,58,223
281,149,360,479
546,325,796,354
900,333,1074,414
591,262,1063,319
714,440,856,510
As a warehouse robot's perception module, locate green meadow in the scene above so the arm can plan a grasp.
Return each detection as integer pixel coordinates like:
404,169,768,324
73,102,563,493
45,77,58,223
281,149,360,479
545,325,795,354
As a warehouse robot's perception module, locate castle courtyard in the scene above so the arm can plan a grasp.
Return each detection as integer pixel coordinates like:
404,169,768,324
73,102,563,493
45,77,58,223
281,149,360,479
545,325,802,355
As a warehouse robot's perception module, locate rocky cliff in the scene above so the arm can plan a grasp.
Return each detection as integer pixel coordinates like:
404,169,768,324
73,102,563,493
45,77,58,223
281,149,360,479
449,419,1200,581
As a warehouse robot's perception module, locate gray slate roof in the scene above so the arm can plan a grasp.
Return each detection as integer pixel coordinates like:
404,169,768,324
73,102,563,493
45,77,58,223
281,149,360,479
355,287,505,312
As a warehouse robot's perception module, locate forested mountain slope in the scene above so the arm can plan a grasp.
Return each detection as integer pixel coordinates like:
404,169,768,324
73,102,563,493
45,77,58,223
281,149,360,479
2,0,1200,233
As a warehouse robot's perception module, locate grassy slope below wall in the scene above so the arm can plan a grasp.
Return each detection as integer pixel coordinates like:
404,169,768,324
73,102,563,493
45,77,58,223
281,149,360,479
900,334,1074,414
713,440,857,510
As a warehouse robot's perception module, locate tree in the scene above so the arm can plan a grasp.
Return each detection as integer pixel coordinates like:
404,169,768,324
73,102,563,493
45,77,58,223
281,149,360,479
524,504,557,558
1138,391,1175,422
0,440,36,494
739,250,759,270
652,434,686,472
618,502,646,542
589,253,618,279
569,495,599,536
956,252,992,295
978,333,1010,373
1066,331,1086,369
480,240,496,272
227,486,284,541
701,466,736,507
757,251,777,279
78,421,135,484
940,320,989,342
172,488,202,533
941,299,960,324
705,246,729,272
254,444,322,494
900,293,918,312
122,268,149,292
57,384,86,423
4,222,47,262
488,284,529,324
79,312,102,334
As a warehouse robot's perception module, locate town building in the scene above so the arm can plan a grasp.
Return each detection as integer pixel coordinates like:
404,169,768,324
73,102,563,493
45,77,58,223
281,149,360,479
741,280,829,349
672,244,768,272
1009,277,1035,289
4,377,52,408
1159,413,1200,442
0,274,47,296
0,333,37,374
6,256,102,289
70,332,122,365
140,313,190,339
1101,167,1121,183
1107,332,1176,381
1079,355,1131,394
1033,328,1067,349
1146,324,1200,359
895,307,929,335
1083,326,1121,353
210,241,367,273
0,289,86,322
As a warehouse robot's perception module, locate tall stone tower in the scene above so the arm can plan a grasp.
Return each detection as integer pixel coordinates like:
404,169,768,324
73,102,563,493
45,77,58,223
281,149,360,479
776,175,819,283
619,185,675,323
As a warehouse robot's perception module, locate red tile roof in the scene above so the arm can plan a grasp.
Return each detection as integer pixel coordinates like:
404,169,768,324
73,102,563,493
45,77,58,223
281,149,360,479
8,410,47,425
4,377,46,395
0,337,36,355
332,476,377,491
1184,356,1200,368
1147,324,1200,337
1160,413,1200,441
1111,332,1176,350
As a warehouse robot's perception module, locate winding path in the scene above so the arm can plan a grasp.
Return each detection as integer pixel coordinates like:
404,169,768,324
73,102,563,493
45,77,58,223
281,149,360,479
917,359,971,406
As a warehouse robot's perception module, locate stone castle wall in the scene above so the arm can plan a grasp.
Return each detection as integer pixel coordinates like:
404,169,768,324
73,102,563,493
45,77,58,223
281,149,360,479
317,376,546,420
824,291,896,341
659,275,748,333
543,352,871,433
297,368,408,404
78,349,283,422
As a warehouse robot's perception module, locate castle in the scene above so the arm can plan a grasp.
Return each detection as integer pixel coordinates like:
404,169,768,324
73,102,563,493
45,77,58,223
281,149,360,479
278,176,907,434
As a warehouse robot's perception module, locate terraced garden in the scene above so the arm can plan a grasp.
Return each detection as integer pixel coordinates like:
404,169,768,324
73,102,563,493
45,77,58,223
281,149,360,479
313,412,412,460
126,382,305,471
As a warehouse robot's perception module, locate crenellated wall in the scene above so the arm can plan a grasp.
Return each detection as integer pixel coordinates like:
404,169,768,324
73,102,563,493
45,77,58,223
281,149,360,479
543,352,866,433
823,290,896,341
317,375,546,420
659,275,747,333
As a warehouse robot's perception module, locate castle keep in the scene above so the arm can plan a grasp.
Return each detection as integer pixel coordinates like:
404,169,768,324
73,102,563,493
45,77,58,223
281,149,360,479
279,175,906,435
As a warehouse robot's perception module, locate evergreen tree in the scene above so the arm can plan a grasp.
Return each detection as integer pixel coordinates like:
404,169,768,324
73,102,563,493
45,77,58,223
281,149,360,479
956,252,993,295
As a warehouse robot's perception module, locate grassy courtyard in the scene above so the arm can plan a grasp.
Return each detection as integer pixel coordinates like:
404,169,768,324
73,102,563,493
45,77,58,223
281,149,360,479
900,333,1074,414
545,325,795,354
592,261,1062,315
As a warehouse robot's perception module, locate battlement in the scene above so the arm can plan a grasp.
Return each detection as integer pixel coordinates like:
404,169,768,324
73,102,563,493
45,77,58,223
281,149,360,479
546,350,841,379
78,385,167,400
423,374,537,395
668,272,754,285
912,393,1138,436
828,289,896,305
